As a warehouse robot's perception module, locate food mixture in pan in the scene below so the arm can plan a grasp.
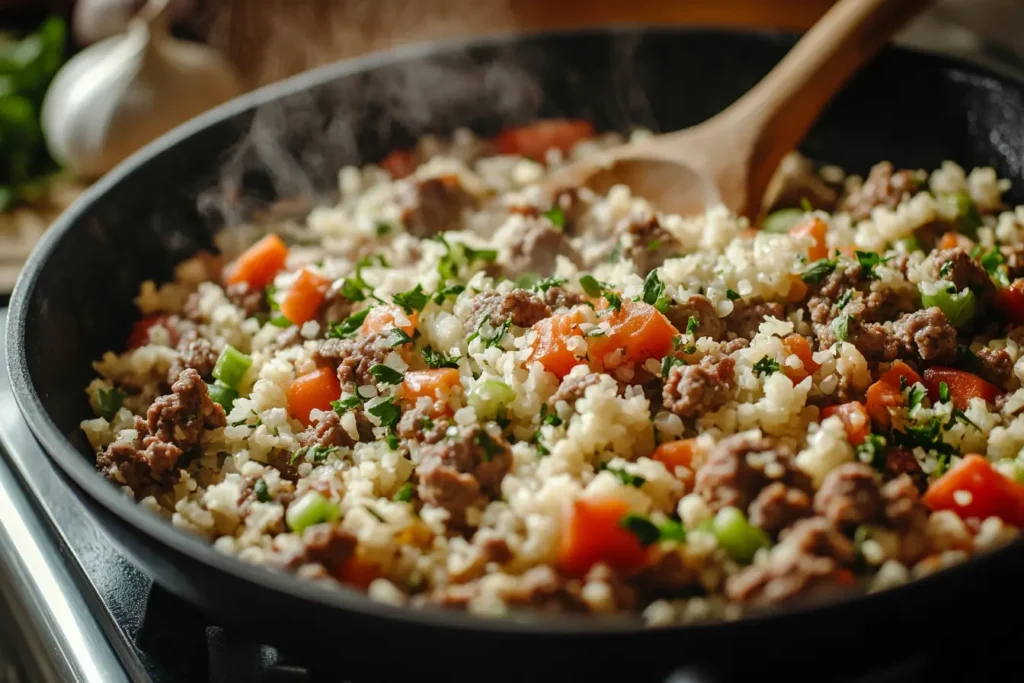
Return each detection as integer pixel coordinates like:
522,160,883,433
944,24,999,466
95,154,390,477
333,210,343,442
81,120,1024,624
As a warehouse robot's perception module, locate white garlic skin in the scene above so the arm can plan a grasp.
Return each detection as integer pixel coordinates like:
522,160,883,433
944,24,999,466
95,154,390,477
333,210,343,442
42,8,243,179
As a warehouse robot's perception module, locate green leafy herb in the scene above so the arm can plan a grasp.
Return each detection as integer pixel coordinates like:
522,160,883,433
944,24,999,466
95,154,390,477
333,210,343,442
603,291,623,312
726,289,741,301
290,445,339,465
832,314,850,343
421,346,460,369
254,478,271,503
857,433,888,472
341,277,368,302
515,272,540,289
432,283,466,305
599,461,646,487
385,433,400,450
388,328,413,347
328,307,372,338
265,284,280,310
369,364,404,385
471,318,513,349
96,387,126,421
473,429,503,462
619,513,661,547
855,251,889,280
269,315,291,328
543,206,565,228
938,381,950,403
435,235,498,280
946,408,980,431
939,260,954,278
752,356,781,377
533,276,567,293
800,197,814,212
661,355,685,379
954,192,984,239
375,221,394,236
907,385,926,412
801,258,839,284
647,239,663,253
392,284,428,313
331,395,363,415
686,315,699,335
368,397,401,428
393,482,414,502
607,243,622,263
763,208,804,234
837,289,853,311
980,247,1010,287
641,270,670,313
893,419,955,458
579,275,604,297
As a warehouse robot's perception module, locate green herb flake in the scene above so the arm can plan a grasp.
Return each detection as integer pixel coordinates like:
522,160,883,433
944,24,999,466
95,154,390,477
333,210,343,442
533,276,567,293
375,221,394,236
726,289,741,301
328,307,372,338
647,239,662,253
254,478,271,503
388,328,413,347
686,315,699,335
392,284,429,313
980,247,1010,287
641,270,670,313
331,395,362,415
393,482,414,502
801,258,839,284
855,251,889,280
938,381,950,403
363,505,386,522
544,206,566,228
947,408,980,432
368,397,401,428
800,197,814,212
369,364,404,385
515,272,541,290
893,419,955,458
832,314,850,343
837,289,853,311
421,346,460,369
752,356,781,377
857,433,888,472
473,429,503,462
96,387,126,421
432,283,466,305
907,385,926,412
579,275,603,298
661,355,685,379
619,513,660,547
939,260,954,278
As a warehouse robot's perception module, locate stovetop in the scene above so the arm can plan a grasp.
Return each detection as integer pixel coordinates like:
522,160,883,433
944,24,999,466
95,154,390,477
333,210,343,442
0,305,1019,683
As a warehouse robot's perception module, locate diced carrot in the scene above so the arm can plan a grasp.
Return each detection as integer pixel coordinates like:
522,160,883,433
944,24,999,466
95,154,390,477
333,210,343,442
279,267,333,325
287,367,341,426
865,361,920,430
339,556,381,590
652,439,698,475
588,301,679,370
361,304,418,337
781,334,819,383
126,314,180,350
493,119,597,160
786,276,809,303
526,308,591,380
923,454,1024,527
399,368,461,414
995,280,1024,325
821,401,870,446
922,366,1001,410
380,148,418,179
225,233,289,290
789,217,828,261
559,496,648,577
937,231,972,251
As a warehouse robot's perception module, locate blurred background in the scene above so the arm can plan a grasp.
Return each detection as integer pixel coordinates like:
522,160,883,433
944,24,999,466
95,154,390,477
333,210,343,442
0,0,1023,293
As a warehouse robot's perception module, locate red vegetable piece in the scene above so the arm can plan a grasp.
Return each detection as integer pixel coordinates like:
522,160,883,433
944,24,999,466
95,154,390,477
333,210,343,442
923,454,1024,527
922,366,1001,410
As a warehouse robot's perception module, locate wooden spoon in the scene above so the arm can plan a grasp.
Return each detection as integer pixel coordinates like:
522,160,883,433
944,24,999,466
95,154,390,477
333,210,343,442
543,0,934,221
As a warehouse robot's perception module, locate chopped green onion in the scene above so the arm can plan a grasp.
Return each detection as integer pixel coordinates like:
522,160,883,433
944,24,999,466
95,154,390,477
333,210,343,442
907,385,926,412
467,379,516,419
938,381,950,403
544,206,566,228
285,491,341,534
710,506,770,564
254,478,271,503
206,382,238,412
658,519,686,542
919,282,976,328
836,289,853,311
212,345,252,391
421,346,460,369
96,387,126,421
393,482,414,502
752,356,780,377
686,315,699,335
763,208,805,234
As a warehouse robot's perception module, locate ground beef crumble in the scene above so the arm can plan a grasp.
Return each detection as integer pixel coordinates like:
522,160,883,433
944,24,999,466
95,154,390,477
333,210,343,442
839,161,923,221
813,463,884,532
727,296,785,339
618,212,680,274
465,289,551,333
399,174,475,238
663,356,736,418
314,333,392,391
415,425,512,521
166,333,220,387
505,220,581,276
665,295,725,341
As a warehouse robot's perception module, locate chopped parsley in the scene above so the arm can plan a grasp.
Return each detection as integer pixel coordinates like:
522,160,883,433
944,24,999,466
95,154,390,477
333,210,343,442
328,307,371,338
543,206,566,228
938,381,950,403
686,315,699,335
96,386,126,421
907,385,926,412
435,235,498,280
752,356,780,377
515,272,540,289
388,328,413,347
837,289,853,311
831,314,850,343
432,283,466,305
620,513,661,546
469,317,513,349
641,270,670,313
533,276,567,293
726,289,741,301
647,239,663,253
893,419,955,459
661,355,685,379
290,445,339,465
421,346,460,369
375,221,394,236
254,478,271,503
939,260,954,278
331,395,363,415
369,364,404,385
980,247,1010,287
946,408,980,431
541,404,562,427
392,482,414,502
579,275,621,311
801,257,838,284
855,250,889,280
473,429,503,462
268,315,291,328
385,433,400,450
368,397,401,428
857,433,888,471
599,462,646,488
392,284,429,313
800,197,814,212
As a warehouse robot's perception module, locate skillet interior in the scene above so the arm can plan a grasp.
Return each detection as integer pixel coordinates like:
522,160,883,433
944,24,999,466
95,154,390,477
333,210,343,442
9,27,1024,674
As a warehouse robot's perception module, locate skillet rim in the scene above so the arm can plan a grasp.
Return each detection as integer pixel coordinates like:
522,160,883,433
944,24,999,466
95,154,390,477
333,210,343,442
8,24,1024,636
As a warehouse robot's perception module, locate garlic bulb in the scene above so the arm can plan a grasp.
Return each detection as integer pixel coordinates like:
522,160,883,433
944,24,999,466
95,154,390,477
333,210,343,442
42,0,243,179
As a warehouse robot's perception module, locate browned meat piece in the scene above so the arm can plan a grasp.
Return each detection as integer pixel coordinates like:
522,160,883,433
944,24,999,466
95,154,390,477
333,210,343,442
95,438,182,498
884,448,928,494
318,281,355,326
880,474,932,565
720,338,750,355
415,425,512,520
812,317,894,361
663,356,736,418
694,433,812,515
813,463,884,532
225,281,266,318
542,286,587,311
1003,246,1024,280
892,308,958,362
498,566,589,613
552,187,589,234
166,334,220,386
505,220,581,276
313,334,392,391
748,482,812,537
727,296,785,339
840,161,923,221
147,369,227,451
548,372,602,409
274,523,358,580
933,247,996,305
628,547,702,601
465,289,551,333
665,295,725,341
399,174,475,238
763,153,839,213
725,517,855,606
266,449,300,482
297,410,373,450
975,347,1016,390
808,262,916,329
397,408,451,444
618,213,681,274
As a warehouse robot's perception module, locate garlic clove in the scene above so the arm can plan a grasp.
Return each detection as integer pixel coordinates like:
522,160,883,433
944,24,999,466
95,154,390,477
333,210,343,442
42,0,244,180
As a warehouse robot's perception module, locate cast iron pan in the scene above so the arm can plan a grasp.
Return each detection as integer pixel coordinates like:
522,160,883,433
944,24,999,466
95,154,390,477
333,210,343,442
9,27,1024,681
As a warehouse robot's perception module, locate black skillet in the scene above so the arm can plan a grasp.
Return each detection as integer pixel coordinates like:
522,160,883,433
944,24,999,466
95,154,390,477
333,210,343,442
9,27,1024,681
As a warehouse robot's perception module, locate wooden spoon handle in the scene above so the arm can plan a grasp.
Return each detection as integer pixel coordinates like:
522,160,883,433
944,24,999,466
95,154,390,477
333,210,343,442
726,0,934,216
